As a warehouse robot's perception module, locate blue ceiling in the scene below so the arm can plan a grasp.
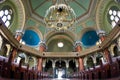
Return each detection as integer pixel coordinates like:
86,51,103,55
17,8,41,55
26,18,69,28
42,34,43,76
81,30,99,47
22,30,40,46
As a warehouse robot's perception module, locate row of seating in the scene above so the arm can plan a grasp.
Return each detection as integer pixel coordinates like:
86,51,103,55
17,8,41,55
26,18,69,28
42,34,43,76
0,55,120,79
72,58,120,79
0,56,49,80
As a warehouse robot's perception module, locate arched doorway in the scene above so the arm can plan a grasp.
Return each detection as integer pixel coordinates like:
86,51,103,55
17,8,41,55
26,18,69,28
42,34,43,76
44,60,53,78
55,60,66,78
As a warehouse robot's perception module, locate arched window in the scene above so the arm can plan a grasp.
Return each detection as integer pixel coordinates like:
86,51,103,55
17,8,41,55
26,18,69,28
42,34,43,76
0,6,13,27
0,35,3,50
108,6,120,28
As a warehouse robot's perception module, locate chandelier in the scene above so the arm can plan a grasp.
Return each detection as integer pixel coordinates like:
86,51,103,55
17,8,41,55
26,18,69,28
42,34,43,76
44,2,76,31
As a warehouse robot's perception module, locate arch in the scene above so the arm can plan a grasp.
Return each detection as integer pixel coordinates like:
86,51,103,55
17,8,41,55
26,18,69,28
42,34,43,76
86,56,94,68
45,30,76,44
84,55,94,68
0,0,25,32
28,56,37,68
109,43,119,57
45,60,53,72
96,0,120,32
95,52,104,65
47,35,74,52
45,31,75,52
68,60,76,72
16,53,27,64
2,45,7,56
9,0,25,30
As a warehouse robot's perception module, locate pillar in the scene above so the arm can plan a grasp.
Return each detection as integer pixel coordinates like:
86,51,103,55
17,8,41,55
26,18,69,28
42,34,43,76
75,41,84,71
52,62,55,78
37,41,46,72
97,30,112,63
42,59,46,72
8,30,23,64
117,37,120,52
66,62,69,78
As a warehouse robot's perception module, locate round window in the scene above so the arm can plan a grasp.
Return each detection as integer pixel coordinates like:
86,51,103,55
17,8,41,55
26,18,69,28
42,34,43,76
107,6,120,28
0,6,13,28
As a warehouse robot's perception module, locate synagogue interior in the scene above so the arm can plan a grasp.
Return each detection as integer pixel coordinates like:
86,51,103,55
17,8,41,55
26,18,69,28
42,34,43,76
0,0,120,80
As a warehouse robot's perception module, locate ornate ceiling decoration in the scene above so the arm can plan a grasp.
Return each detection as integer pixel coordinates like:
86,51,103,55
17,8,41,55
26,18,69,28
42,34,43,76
44,3,76,31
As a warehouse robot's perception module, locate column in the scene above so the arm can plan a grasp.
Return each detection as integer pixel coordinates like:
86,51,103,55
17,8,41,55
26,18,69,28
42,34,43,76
75,41,84,71
8,30,23,64
117,37,120,52
37,41,46,72
52,62,55,78
98,30,112,63
66,62,69,78
42,59,46,72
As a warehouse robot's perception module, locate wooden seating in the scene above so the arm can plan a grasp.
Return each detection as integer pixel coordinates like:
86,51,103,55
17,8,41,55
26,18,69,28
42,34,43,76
0,55,120,79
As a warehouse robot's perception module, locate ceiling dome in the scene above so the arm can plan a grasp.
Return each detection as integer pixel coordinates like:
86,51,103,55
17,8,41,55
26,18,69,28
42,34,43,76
81,30,99,47
22,30,40,46
29,0,92,23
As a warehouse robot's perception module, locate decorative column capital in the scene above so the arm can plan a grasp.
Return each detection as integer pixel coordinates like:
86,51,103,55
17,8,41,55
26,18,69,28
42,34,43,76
40,41,46,47
74,41,82,52
97,30,106,37
15,29,24,37
39,41,47,51
74,41,82,48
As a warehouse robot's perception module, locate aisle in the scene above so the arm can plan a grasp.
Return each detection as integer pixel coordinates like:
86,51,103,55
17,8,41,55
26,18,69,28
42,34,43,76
39,78,80,80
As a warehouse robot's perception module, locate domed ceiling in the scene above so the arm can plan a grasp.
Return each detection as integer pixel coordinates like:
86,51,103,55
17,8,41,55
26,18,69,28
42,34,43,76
22,30,40,46
23,0,98,49
29,0,92,20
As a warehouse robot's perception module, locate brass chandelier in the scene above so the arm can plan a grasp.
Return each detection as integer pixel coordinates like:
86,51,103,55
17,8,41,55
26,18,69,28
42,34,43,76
44,1,76,31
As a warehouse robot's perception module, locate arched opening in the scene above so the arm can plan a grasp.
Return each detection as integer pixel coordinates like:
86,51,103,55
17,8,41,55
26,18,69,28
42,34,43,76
96,53,104,65
15,53,27,65
44,60,53,77
28,57,35,68
55,60,66,78
47,38,73,52
86,57,94,68
68,60,76,77
2,45,7,56
113,46,119,57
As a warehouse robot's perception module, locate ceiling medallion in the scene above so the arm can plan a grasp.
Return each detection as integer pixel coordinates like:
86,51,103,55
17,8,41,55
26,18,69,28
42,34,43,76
44,3,76,31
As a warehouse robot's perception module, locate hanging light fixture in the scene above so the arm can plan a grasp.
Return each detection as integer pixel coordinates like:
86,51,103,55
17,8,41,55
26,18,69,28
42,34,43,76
44,0,76,31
